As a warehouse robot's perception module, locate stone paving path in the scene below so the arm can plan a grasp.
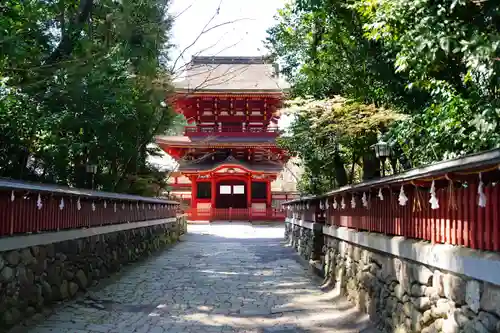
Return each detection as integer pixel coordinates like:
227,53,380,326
11,223,379,333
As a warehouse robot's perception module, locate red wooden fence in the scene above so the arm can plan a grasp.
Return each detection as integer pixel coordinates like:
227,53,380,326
284,149,500,252
187,207,285,221
0,179,180,237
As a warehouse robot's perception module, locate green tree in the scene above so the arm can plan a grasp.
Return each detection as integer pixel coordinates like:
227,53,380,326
356,0,500,165
267,0,500,190
0,0,176,196
278,97,401,194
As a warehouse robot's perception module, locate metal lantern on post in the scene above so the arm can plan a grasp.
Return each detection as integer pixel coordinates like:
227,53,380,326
373,141,391,177
86,164,98,189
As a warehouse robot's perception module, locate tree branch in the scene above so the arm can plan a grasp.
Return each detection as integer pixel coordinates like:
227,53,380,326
45,0,94,65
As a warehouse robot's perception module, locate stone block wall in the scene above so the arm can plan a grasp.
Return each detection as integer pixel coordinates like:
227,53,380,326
285,222,323,261
0,215,187,329
285,220,500,333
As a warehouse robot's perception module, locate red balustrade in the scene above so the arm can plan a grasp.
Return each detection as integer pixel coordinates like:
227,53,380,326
284,149,500,253
184,126,280,137
310,184,499,251
187,207,285,222
0,179,180,237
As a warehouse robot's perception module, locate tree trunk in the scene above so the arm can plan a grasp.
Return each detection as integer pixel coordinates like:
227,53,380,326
362,151,380,180
334,152,348,186
45,0,94,65
391,144,412,171
349,152,356,184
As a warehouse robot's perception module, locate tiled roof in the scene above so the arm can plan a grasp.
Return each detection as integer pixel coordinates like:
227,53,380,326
156,135,277,146
173,56,290,92
178,156,283,173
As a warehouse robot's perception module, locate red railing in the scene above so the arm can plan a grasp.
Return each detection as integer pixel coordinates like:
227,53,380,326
0,179,180,237
187,207,285,221
284,149,500,252
184,126,280,137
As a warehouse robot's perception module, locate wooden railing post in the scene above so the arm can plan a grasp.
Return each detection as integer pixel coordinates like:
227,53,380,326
0,181,180,236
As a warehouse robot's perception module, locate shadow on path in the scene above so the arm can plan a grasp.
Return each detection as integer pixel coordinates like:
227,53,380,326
10,223,381,333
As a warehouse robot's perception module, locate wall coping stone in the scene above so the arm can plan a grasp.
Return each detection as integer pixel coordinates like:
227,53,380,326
321,224,500,286
0,217,178,252
285,217,322,232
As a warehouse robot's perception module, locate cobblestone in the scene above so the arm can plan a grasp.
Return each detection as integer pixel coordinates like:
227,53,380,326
10,223,378,333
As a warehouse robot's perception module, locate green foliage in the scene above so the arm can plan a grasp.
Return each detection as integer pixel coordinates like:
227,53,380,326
266,0,427,108
278,97,401,194
0,0,175,196
267,0,500,192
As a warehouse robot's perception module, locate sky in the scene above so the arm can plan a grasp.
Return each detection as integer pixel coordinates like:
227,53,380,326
168,0,287,71
149,0,290,171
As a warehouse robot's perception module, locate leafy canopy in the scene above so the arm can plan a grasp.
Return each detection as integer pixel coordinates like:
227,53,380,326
267,0,500,193
278,97,401,194
0,0,176,196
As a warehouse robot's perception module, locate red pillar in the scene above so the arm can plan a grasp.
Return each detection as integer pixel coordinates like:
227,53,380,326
211,175,216,210
191,176,197,209
247,176,252,221
209,176,216,222
266,180,272,208
247,176,252,208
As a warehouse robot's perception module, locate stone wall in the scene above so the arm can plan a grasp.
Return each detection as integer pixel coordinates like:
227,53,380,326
285,221,323,261
285,220,500,333
0,215,187,329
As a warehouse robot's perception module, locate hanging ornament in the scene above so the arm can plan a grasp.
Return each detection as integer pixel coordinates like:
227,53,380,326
59,198,65,210
91,202,96,211
378,188,384,201
429,180,439,210
398,185,408,206
136,202,140,209
333,198,338,210
122,203,125,210
362,192,368,208
319,200,324,210
148,204,152,210
325,198,330,209
341,197,346,209
351,194,356,209
77,197,82,211
478,173,487,208
129,203,132,211
36,194,43,210
153,204,157,211
114,202,117,212
306,201,310,210
10,191,15,202
104,201,107,209
142,203,145,210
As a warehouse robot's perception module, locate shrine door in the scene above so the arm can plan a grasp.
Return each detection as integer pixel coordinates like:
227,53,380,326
216,180,247,209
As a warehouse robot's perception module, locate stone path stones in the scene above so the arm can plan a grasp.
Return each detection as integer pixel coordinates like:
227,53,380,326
11,223,379,333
